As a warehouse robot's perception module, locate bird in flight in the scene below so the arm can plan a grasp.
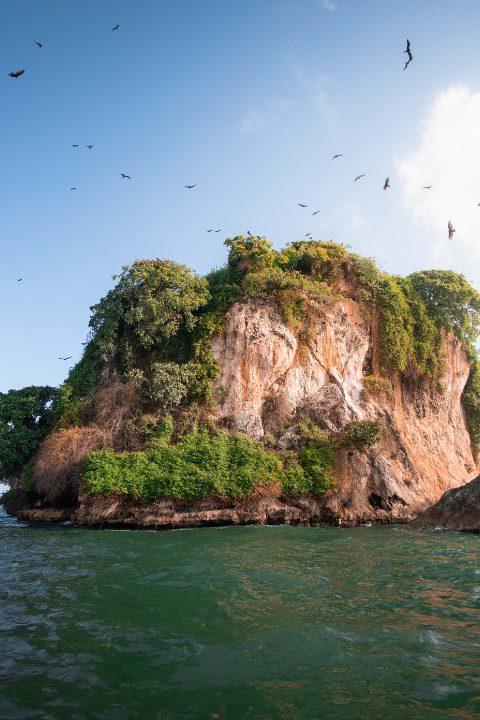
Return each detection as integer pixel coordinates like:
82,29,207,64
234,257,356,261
403,39,413,70
247,231,253,236
305,233,312,238
59,356,72,361
312,210,320,215
214,229,222,232
17,278,22,282
185,184,196,189
8,69,25,78
383,177,390,190
354,174,365,182
298,203,308,208
448,221,456,240
86,145,94,149
422,185,432,189
332,154,343,160
70,187,77,191
207,229,213,232
112,24,119,31
35,41,43,48
72,144,79,147
120,173,131,179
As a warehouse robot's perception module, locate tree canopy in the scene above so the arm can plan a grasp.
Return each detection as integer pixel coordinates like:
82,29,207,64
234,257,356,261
0,386,57,480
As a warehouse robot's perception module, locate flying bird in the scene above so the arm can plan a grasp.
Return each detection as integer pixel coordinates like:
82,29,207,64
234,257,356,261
305,233,312,238
35,41,43,48
59,356,72,361
72,144,79,147
332,154,343,160
383,177,390,190
185,184,196,189
448,221,456,240
70,187,77,191
354,174,365,182
17,278,22,282
214,229,222,232
247,231,253,236
403,39,413,70
86,145,94,149
422,185,432,189
8,69,24,78
207,229,213,232
112,24,119,31
298,203,308,207
120,173,131,179
312,210,320,215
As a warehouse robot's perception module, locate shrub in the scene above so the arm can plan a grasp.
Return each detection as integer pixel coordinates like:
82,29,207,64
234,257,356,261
84,420,336,501
362,375,394,398
343,420,382,451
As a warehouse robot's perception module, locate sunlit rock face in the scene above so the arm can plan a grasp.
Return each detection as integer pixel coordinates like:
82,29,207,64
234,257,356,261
211,300,478,524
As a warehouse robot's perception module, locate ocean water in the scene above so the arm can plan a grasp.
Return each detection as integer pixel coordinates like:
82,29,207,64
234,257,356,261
0,507,479,719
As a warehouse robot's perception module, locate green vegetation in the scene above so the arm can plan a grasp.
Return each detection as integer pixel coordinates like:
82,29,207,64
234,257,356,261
362,375,394,398
85,417,325,501
6,235,480,500
0,386,57,480
342,420,382,451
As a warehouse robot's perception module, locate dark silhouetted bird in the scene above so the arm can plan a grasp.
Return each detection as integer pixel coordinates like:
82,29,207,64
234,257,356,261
17,278,22,282
120,173,131,179
207,229,213,232
8,69,24,78
305,233,312,238
298,203,308,207
185,184,196,189
35,41,43,48
404,39,413,70
214,229,221,232
70,187,77,191
81,342,88,345
448,221,456,240
59,356,72,361
72,144,79,147
112,24,119,31
332,154,343,159
383,177,390,190
354,174,365,182
312,210,320,215
247,231,253,236
422,185,432,189
86,145,94,149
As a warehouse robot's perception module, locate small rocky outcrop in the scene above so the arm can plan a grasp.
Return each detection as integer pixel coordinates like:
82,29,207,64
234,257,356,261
410,476,480,532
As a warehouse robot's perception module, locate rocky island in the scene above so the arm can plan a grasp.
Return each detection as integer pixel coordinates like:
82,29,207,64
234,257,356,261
2,236,480,529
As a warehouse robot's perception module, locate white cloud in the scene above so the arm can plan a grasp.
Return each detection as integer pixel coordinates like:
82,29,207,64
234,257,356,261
396,86,480,268
237,99,292,135
322,0,337,10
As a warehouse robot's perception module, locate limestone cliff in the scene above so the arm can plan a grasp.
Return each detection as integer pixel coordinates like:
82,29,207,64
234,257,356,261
210,300,477,524
7,238,480,529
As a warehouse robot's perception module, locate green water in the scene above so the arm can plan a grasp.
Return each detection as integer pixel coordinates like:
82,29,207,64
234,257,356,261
1,510,479,719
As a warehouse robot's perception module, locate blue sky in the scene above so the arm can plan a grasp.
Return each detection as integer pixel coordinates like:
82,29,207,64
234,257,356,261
2,0,480,392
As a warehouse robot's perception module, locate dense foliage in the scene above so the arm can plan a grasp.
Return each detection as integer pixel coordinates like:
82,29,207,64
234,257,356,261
0,386,57,480
9,236,480,503
84,417,328,501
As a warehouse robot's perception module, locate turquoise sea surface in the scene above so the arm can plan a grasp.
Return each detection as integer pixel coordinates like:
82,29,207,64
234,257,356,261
0,507,479,719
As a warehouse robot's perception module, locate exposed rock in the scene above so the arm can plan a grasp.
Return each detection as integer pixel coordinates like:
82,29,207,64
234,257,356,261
17,507,74,523
410,476,480,533
211,300,478,523
15,298,479,529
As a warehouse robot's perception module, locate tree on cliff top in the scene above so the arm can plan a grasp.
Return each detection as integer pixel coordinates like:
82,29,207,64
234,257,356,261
0,386,57,481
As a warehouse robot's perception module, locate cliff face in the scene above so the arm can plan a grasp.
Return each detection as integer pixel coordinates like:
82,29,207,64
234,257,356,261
13,296,479,530
210,300,477,524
